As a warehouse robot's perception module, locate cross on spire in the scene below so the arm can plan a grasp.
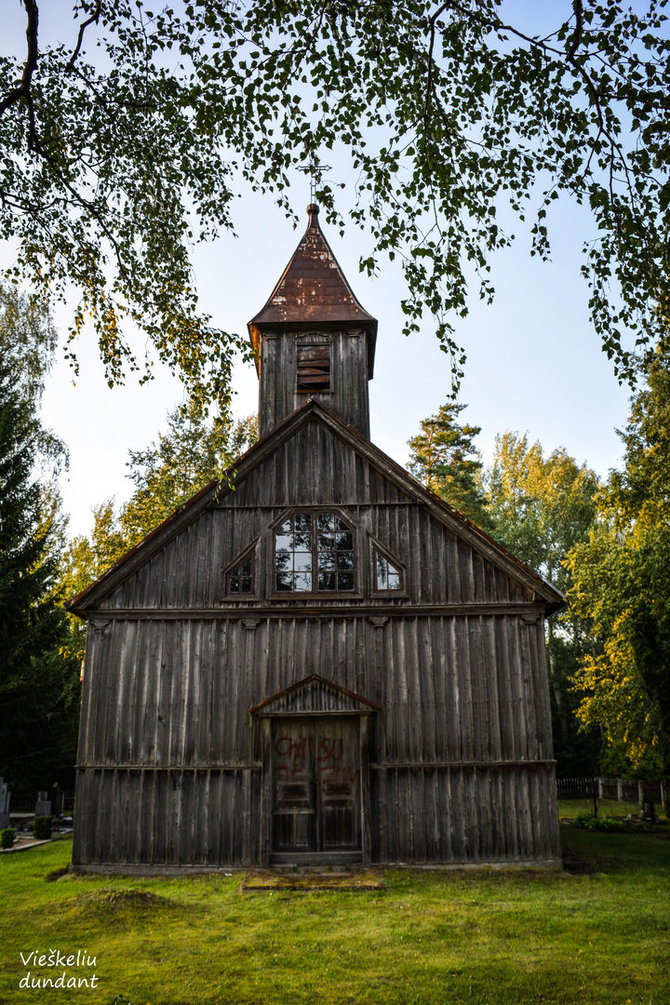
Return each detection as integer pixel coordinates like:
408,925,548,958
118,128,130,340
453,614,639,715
298,157,332,203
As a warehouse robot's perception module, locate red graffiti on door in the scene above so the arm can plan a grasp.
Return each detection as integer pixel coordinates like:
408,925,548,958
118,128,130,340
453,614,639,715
274,733,360,793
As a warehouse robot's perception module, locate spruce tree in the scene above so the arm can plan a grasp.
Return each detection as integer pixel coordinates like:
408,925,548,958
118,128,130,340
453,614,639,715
0,362,79,790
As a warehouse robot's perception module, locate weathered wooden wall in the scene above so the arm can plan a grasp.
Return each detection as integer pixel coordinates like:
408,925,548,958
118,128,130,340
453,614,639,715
96,416,531,612
259,329,370,438
74,612,559,869
72,412,560,872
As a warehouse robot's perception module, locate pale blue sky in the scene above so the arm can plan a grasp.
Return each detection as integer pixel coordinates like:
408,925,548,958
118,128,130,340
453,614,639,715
5,2,633,537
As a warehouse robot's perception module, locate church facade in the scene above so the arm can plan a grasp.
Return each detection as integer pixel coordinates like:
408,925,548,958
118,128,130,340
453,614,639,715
69,205,563,872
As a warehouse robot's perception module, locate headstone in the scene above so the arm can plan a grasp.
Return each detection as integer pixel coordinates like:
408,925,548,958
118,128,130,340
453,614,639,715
51,783,63,817
0,778,10,828
35,791,52,817
641,794,656,821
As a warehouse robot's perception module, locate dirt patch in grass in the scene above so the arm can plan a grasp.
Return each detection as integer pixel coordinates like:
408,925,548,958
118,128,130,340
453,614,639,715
73,888,181,918
241,870,384,891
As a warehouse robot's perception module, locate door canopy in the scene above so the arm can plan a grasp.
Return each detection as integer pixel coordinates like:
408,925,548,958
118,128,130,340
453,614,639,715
250,674,379,717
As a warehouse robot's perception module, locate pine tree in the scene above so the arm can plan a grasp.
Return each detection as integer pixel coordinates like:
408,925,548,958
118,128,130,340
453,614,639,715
407,401,492,529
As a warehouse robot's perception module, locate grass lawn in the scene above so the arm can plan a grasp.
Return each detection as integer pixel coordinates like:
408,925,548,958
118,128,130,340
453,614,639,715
557,797,667,821
2,824,669,1005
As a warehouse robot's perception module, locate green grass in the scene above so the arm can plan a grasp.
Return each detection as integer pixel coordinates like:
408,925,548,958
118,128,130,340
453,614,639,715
2,827,669,1005
558,797,667,820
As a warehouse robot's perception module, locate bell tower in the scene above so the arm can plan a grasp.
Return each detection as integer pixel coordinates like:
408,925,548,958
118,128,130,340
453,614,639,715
248,204,377,439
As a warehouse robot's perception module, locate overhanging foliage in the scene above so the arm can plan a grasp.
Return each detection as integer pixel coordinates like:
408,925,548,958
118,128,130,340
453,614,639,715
1,0,668,405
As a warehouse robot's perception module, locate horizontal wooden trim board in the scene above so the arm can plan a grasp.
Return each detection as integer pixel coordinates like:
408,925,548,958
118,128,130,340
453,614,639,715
76,759,555,772
76,764,261,772
370,760,556,770
211,502,427,509
87,603,546,620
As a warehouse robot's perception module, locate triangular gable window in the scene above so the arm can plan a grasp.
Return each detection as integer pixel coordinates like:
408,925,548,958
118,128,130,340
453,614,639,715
373,548,403,592
225,544,256,596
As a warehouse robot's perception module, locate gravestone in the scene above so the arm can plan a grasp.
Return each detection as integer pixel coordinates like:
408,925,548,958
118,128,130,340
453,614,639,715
51,782,63,817
0,778,10,828
641,789,656,822
35,791,52,817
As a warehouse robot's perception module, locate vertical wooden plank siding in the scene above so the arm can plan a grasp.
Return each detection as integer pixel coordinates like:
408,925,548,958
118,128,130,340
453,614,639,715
74,607,560,869
100,421,533,613
72,413,560,871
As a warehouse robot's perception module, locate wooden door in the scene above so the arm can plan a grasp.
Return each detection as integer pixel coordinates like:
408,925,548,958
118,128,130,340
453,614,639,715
271,717,361,855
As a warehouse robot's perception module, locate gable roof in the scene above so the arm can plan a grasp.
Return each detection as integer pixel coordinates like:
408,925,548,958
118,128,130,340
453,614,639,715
247,204,377,375
66,399,565,616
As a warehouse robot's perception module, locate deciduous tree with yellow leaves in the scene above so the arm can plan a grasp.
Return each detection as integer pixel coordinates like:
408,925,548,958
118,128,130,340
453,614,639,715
566,346,670,780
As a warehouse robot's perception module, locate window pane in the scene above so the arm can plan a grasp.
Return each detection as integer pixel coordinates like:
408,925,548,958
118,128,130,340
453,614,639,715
376,551,401,591
335,532,353,551
318,551,336,571
293,551,312,572
275,512,356,594
229,553,253,594
276,552,291,573
376,554,388,590
276,532,293,552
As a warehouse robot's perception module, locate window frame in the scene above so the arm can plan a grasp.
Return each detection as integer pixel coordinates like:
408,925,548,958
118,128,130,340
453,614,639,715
269,508,361,599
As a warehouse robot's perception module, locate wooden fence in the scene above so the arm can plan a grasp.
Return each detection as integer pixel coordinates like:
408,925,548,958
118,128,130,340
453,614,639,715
557,777,666,804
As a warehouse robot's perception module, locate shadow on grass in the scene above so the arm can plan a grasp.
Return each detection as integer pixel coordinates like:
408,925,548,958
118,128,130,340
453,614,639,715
560,819,670,874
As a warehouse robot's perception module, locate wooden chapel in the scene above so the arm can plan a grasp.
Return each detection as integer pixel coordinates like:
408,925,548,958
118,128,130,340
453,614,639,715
68,204,563,872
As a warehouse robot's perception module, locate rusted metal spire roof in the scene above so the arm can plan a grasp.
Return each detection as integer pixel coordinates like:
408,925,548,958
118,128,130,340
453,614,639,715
248,204,377,371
